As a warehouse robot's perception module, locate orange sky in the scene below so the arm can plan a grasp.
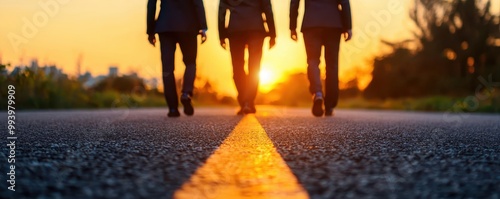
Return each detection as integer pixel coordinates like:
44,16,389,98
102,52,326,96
2,0,496,96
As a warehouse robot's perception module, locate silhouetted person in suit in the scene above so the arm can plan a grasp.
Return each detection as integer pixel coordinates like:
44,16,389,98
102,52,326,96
219,0,277,115
147,0,208,117
290,0,352,117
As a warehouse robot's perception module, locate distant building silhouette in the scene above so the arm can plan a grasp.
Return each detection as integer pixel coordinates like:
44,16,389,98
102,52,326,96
78,71,92,82
43,65,63,79
80,66,119,88
80,71,106,88
30,59,39,70
8,60,63,81
109,66,118,77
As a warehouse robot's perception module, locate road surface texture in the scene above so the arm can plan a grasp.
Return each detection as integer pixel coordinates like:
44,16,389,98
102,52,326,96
1,107,499,199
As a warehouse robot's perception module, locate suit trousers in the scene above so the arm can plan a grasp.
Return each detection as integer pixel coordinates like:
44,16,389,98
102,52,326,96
159,32,198,110
303,28,342,109
228,31,265,107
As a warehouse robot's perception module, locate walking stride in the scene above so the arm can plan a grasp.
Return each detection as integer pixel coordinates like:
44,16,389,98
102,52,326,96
147,0,208,117
219,0,277,115
290,0,352,117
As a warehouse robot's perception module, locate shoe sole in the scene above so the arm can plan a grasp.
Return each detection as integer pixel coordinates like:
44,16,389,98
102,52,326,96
324,107,333,116
181,98,194,116
242,106,253,114
312,98,324,117
168,112,180,117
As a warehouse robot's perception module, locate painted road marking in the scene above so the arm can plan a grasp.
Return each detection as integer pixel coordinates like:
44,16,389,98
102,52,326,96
174,115,309,199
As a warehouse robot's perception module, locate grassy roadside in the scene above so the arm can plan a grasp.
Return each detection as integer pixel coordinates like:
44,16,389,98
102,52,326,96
4,92,499,113
5,92,499,113
337,94,500,113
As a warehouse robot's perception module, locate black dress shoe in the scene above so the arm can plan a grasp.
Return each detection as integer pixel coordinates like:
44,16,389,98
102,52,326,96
312,93,324,117
168,109,181,117
180,94,194,116
325,108,334,116
248,106,256,114
236,109,245,115
244,104,256,114
242,105,252,114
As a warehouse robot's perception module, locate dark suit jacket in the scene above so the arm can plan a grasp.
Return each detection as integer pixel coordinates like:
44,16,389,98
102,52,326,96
147,0,208,35
218,0,277,40
290,0,352,31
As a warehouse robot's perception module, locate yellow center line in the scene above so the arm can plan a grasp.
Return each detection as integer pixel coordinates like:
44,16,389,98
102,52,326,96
174,115,309,199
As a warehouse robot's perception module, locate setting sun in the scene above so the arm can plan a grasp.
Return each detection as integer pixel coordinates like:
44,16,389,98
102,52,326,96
259,66,282,93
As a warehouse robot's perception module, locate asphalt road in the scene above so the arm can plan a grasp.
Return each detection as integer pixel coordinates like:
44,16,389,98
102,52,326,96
1,107,499,199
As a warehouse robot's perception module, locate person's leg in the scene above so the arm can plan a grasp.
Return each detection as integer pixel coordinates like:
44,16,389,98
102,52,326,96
303,28,325,116
228,33,248,112
246,32,265,113
324,28,342,115
178,32,198,96
303,28,323,95
178,32,198,116
159,32,180,117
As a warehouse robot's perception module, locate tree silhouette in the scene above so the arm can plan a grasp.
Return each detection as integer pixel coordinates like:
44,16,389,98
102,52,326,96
92,76,146,93
365,0,500,99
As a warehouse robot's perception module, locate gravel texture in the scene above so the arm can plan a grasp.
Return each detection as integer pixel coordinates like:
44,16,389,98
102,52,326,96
1,108,240,199
258,108,500,199
1,107,499,199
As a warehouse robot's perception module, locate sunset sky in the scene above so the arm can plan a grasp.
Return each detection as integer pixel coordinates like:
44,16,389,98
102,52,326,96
1,0,498,96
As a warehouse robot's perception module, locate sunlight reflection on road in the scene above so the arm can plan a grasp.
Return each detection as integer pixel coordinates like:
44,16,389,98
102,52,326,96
174,115,308,199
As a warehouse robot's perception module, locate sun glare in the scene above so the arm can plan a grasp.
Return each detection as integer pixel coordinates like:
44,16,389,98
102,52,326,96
259,67,281,93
